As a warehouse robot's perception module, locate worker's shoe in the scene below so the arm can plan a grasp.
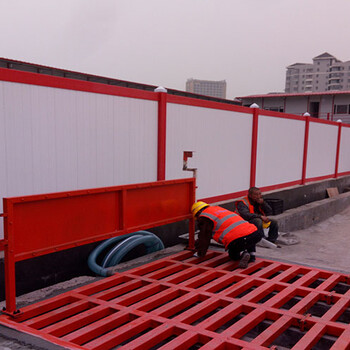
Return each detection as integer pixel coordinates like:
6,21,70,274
238,251,250,269
249,254,256,263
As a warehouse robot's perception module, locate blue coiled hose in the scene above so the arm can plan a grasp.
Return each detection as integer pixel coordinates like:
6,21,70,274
88,231,164,277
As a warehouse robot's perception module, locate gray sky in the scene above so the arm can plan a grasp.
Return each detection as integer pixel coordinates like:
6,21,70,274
1,0,350,99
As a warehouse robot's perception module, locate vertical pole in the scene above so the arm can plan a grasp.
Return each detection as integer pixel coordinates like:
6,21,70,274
250,108,259,188
331,95,335,121
334,122,342,178
187,178,196,251
157,92,167,181
301,116,310,185
4,199,17,314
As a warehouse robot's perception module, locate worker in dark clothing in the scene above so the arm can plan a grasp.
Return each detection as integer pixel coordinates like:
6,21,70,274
192,201,261,268
235,187,279,243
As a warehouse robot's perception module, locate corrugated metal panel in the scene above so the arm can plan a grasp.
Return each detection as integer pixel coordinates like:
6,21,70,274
306,122,338,178
0,82,158,238
256,116,305,187
339,127,350,173
0,82,6,234
166,103,252,199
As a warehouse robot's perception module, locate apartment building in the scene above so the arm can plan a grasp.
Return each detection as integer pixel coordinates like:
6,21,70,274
186,78,226,99
285,53,350,93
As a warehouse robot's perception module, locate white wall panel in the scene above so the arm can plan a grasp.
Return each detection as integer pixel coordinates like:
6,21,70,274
0,83,6,236
285,97,308,115
338,126,350,173
306,122,338,178
166,103,252,199
0,81,158,238
256,116,305,188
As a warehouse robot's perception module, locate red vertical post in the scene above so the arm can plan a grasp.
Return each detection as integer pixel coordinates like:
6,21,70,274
157,92,167,181
187,178,196,251
301,115,310,185
334,122,342,178
331,95,335,121
3,199,18,314
250,108,259,188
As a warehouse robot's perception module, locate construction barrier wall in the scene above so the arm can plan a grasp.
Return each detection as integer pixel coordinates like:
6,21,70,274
255,112,305,188
166,102,252,199
339,126,350,173
1,68,350,238
306,121,338,180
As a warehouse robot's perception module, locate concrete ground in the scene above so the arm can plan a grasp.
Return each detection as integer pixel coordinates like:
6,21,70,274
257,204,350,274
1,205,350,349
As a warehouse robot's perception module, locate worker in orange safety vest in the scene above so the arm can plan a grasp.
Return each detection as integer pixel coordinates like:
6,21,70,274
191,201,261,268
235,187,279,244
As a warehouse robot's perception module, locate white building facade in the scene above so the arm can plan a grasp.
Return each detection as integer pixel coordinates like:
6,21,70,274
285,53,350,93
238,91,350,124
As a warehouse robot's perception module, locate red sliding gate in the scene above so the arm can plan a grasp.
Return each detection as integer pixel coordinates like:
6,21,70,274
0,178,196,315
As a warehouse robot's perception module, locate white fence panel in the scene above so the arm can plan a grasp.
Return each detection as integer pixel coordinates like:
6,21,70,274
338,126,350,173
256,115,305,188
166,103,252,199
0,83,6,238
306,122,338,179
0,81,158,238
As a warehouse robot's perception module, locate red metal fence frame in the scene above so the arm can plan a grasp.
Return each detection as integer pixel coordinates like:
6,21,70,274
2,178,196,315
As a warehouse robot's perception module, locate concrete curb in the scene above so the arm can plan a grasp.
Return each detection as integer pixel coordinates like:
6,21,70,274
274,191,350,232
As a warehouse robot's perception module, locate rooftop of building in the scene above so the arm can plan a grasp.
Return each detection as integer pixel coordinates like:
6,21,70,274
237,90,350,100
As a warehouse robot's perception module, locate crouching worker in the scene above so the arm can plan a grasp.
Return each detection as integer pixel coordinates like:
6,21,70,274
235,187,278,244
192,201,261,268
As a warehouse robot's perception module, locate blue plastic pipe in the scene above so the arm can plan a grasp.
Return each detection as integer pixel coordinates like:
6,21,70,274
87,231,164,277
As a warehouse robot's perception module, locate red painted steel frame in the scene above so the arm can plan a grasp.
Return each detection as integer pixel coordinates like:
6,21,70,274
157,92,167,181
1,251,350,349
2,178,196,315
0,239,6,251
301,115,310,185
335,123,342,178
0,68,157,101
250,108,259,188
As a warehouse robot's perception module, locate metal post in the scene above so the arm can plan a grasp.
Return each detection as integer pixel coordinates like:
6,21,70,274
334,122,342,178
250,107,259,188
301,114,310,185
156,88,167,181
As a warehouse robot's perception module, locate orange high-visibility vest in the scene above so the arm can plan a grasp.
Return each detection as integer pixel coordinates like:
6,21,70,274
199,206,257,249
236,197,265,215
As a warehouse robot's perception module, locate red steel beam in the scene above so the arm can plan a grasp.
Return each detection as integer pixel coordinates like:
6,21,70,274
157,92,167,181
334,122,342,178
301,115,310,185
250,108,259,188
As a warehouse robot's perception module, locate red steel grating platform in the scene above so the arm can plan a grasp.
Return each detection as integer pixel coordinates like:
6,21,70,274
1,250,350,350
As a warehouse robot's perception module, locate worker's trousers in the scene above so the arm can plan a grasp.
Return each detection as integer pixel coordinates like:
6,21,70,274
250,218,279,243
227,230,261,261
